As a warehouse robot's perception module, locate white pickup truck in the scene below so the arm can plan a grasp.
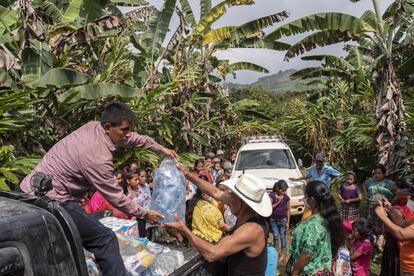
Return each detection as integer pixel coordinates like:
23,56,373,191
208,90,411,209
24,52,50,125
231,136,305,216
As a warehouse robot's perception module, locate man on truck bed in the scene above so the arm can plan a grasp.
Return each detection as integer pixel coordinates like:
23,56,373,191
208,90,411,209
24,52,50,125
19,101,178,276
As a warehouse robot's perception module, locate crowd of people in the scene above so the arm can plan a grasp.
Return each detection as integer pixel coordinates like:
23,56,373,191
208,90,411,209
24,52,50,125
84,149,414,276
17,100,414,276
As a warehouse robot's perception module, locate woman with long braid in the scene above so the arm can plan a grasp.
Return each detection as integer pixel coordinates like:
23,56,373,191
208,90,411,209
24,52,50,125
289,181,345,275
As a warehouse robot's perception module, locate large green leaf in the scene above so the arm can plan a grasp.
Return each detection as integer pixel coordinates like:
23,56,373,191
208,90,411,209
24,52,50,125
58,83,144,103
0,168,18,184
285,30,366,59
221,62,269,74
301,55,355,71
227,37,290,51
62,0,105,24
399,55,414,75
34,1,63,24
29,68,90,88
264,12,377,42
141,0,177,63
179,0,196,25
109,0,148,6
203,26,236,44
291,67,350,80
200,0,212,19
21,43,52,84
186,130,210,146
0,6,18,35
0,179,10,191
203,11,288,45
193,0,255,38
228,11,289,43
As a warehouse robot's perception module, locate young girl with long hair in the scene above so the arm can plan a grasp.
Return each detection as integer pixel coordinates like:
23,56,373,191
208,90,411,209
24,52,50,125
349,218,372,276
122,168,152,237
339,171,362,221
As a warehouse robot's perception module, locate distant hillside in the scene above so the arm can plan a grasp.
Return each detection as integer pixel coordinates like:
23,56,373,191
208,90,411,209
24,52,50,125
225,69,312,94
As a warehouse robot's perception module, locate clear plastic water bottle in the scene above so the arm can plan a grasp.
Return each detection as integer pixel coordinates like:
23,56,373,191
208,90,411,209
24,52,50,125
150,158,186,223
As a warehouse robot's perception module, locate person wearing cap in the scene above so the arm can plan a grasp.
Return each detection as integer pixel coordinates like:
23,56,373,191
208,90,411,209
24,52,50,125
375,184,414,276
222,161,233,180
289,153,340,190
165,163,272,276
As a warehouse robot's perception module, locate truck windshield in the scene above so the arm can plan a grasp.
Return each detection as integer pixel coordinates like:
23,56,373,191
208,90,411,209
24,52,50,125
235,149,296,170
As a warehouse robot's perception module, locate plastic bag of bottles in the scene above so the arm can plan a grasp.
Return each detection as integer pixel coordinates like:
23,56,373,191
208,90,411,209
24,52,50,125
150,158,186,223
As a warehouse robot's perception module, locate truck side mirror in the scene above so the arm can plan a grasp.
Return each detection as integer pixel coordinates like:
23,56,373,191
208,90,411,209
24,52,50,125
297,159,303,169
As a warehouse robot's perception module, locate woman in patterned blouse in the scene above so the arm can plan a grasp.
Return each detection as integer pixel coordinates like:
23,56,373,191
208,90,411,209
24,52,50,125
290,181,345,276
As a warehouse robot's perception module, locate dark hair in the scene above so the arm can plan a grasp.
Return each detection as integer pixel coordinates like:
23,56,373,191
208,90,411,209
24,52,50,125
194,159,204,170
113,168,122,176
273,180,288,193
199,175,209,182
305,181,345,256
374,164,387,175
135,167,146,176
119,169,140,194
352,218,371,240
185,188,203,230
101,101,136,127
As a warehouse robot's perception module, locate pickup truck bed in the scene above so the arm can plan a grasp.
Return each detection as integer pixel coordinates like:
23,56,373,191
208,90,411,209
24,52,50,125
0,191,210,276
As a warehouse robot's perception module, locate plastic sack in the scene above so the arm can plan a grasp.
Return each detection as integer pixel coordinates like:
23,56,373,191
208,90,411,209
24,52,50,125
99,216,139,237
141,242,185,276
84,234,154,276
333,247,352,276
150,158,186,223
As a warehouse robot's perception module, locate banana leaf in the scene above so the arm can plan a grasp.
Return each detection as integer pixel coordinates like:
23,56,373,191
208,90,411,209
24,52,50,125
58,83,144,103
222,62,269,74
141,0,177,63
264,12,377,42
179,0,196,25
29,68,90,88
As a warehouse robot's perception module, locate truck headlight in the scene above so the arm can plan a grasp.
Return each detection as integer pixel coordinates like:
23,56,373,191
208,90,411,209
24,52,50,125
289,185,304,197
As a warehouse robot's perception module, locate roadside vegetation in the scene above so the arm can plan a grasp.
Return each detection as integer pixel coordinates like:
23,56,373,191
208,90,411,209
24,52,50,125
0,0,413,190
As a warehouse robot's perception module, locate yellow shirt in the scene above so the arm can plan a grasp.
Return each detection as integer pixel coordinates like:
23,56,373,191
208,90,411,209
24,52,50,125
400,223,414,273
192,199,225,243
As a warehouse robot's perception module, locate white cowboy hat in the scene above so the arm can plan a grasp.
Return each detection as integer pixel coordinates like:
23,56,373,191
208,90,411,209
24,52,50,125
221,174,272,217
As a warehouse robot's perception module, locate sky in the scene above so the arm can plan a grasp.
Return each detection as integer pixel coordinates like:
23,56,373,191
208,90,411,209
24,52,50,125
143,0,394,84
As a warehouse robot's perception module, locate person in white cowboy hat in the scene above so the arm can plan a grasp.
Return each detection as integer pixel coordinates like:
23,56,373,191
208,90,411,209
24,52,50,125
165,163,272,276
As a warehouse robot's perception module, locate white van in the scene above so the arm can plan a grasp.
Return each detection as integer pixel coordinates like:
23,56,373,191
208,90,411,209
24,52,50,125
231,136,305,216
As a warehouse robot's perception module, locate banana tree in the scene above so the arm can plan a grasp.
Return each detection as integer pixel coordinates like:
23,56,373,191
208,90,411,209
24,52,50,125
264,0,414,174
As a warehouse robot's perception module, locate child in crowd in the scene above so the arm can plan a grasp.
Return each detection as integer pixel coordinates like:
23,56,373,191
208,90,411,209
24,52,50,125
269,180,290,261
339,171,362,221
349,218,372,276
123,168,152,237
186,188,230,243
210,160,223,183
114,168,123,184
87,169,131,219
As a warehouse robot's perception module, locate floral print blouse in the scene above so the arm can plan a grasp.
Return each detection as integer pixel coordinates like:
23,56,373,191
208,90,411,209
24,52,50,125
127,184,152,216
290,214,332,275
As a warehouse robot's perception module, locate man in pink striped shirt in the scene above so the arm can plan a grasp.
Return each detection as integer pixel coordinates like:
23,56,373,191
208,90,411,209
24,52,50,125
20,101,178,275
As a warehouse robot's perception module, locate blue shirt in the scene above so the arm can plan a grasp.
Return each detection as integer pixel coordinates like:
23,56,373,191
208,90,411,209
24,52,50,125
306,164,340,189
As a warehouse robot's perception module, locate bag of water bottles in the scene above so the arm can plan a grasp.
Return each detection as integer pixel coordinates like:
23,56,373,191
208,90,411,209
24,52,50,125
150,158,186,224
